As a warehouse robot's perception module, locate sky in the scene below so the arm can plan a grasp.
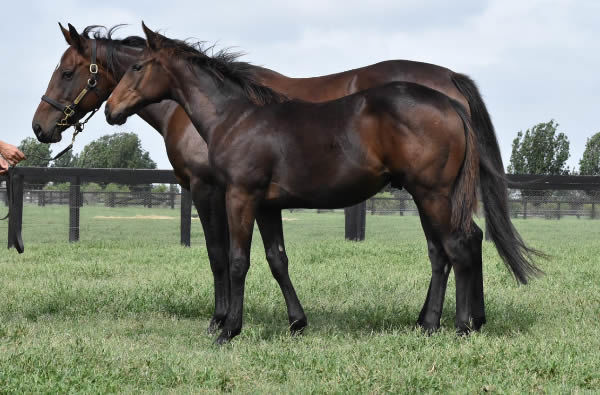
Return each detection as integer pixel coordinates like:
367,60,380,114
1,0,598,172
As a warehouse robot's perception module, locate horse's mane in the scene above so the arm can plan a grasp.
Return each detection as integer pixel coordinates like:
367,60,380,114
154,35,288,106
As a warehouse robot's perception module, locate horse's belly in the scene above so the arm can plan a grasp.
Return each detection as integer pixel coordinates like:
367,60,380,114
264,171,388,209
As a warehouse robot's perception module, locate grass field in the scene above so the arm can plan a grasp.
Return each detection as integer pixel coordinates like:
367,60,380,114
1,208,599,392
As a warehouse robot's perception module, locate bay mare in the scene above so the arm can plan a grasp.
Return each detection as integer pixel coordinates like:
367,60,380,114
103,24,541,344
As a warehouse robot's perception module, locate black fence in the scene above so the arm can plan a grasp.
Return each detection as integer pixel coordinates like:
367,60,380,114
346,174,600,241
3,168,600,250
1,167,191,251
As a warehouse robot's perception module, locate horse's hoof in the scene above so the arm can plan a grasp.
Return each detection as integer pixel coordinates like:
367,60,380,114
290,317,308,336
214,334,230,346
455,321,473,336
417,319,440,335
207,316,226,335
214,328,239,345
472,316,486,331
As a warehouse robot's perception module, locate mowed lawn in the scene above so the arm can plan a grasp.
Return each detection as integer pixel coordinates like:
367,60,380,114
0,208,599,392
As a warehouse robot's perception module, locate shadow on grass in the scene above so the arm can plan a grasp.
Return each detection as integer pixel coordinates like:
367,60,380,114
239,298,539,341
13,289,538,341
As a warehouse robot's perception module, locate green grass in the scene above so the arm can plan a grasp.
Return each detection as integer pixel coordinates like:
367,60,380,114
1,210,599,392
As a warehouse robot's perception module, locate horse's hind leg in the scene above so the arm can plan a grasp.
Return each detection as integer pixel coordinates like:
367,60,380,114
416,210,451,333
442,231,475,334
469,222,486,330
256,208,307,334
416,195,475,334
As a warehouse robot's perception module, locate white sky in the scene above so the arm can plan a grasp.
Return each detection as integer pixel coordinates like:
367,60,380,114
1,0,598,171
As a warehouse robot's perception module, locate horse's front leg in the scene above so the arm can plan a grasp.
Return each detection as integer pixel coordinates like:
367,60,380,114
216,185,258,345
190,179,230,334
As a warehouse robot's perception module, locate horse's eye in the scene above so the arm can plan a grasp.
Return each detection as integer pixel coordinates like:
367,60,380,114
62,70,74,80
132,64,142,71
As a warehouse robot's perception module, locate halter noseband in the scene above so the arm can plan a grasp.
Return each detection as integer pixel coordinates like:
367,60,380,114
41,39,103,130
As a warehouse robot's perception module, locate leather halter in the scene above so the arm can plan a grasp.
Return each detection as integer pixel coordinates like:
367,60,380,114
41,39,103,130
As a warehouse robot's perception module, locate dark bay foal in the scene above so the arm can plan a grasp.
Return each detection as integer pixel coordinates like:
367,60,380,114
104,24,541,344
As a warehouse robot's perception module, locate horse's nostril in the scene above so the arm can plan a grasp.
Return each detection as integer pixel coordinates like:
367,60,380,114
33,123,42,136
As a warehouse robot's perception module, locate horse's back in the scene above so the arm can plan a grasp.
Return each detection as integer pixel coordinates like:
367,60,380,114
243,82,466,207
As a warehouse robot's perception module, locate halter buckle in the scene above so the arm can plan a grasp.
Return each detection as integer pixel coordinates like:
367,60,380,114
89,64,98,74
56,106,75,127
56,118,70,127
63,106,75,118
87,78,97,88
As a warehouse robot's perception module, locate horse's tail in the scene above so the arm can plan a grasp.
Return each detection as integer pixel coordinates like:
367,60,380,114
451,72,544,284
449,100,479,234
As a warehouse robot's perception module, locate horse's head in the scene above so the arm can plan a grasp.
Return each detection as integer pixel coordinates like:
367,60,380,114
105,23,171,126
32,23,115,143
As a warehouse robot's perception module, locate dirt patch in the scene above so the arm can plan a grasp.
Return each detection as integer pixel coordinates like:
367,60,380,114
93,215,175,220
282,217,298,221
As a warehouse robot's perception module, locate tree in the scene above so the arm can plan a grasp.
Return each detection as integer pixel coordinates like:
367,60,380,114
17,137,51,167
579,132,600,175
508,120,570,175
77,132,156,169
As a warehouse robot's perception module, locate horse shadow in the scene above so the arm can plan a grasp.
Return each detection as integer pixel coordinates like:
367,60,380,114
15,288,538,341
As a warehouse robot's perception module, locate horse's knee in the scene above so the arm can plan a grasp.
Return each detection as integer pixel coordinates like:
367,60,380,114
230,256,250,279
265,246,289,280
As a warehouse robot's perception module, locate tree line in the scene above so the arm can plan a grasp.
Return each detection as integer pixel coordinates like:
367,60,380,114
18,132,156,170
508,120,600,176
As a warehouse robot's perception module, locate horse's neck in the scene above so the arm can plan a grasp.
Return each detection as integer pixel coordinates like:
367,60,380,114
136,102,180,138
102,43,175,138
170,66,249,145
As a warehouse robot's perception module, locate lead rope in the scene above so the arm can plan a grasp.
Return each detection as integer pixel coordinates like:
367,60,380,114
22,117,91,165
42,107,99,164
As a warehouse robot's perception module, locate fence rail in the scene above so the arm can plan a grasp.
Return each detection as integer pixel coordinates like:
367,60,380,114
3,167,600,249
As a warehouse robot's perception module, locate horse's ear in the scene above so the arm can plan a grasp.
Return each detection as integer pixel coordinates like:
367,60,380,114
58,22,72,45
142,21,163,51
67,23,85,52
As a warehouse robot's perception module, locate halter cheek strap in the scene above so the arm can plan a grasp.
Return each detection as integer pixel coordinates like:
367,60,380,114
41,39,102,128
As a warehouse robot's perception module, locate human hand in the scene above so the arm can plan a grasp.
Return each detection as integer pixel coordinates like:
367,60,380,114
0,142,26,166
0,155,9,174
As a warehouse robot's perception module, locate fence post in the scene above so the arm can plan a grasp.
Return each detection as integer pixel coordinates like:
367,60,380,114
180,188,192,247
38,190,46,207
69,176,80,242
7,173,24,253
592,202,596,219
523,198,528,219
169,190,175,209
344,201,366,241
